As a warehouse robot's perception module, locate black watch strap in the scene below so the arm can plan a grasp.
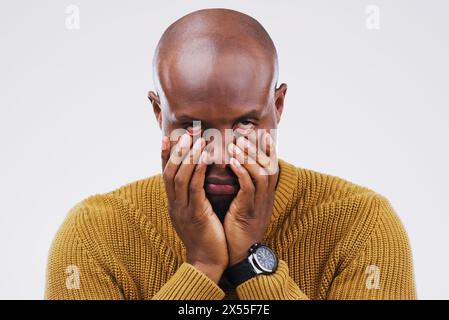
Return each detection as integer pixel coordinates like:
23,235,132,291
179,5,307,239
223,258,256,287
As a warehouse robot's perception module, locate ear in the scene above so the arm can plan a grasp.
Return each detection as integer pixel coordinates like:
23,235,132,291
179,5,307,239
148,90,162,129
273,83,287,124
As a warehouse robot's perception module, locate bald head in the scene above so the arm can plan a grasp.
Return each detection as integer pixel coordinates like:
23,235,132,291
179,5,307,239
152,8,279,105
149,9,287,217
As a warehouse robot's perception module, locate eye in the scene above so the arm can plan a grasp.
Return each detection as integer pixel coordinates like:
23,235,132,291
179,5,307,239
183,122,202,136
238,120,254,128
235,120,256,133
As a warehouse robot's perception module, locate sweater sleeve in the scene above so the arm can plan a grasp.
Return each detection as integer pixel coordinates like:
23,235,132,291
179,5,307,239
46,200,225,300
45,208,124,299
326,197,416,300
236,196,416,300
236,260,309,300
152,263,225,300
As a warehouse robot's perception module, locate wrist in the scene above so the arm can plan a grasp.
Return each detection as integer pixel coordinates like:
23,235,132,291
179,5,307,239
229,239,263,266
224,243,279,287
229,253,248,267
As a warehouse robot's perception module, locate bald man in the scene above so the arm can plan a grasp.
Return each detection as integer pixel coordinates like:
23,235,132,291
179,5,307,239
46,8,416,300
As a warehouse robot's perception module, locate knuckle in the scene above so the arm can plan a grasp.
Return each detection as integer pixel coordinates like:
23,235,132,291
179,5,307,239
244,182,255,193
259,176,269,187
162,171,172,183
174,174,185,185
189,183,199,193
259,155,270,167
191,208,211,225
173,198,183,209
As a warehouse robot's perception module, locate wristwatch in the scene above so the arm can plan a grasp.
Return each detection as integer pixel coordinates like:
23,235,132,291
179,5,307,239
224,243,278,287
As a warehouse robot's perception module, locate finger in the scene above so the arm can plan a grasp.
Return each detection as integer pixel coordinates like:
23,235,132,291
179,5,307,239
262,132,279,179
245,129,261,149
263,131,276,158
228,157,254,200
161,135,175,202
247,130,278,179
236,135,271,168
189,150,209,209
163,133,191,202
183,137,204,165
245,130,268,154
164,133,191,176
230,135,250,164
161,135,170,172
174,137,206,206
227,143,269,189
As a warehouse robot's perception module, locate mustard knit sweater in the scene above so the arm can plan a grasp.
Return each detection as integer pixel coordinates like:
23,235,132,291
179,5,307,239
45,159,416,300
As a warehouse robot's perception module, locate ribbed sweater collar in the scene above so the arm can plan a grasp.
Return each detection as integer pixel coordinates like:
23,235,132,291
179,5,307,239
271,158,299,222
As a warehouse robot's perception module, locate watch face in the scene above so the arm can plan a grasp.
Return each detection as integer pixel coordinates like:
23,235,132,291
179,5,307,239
254,246,277,272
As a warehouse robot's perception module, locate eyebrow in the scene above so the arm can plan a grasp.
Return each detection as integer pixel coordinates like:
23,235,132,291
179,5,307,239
174,108,263,123
175,114,199,122
238,108,263,119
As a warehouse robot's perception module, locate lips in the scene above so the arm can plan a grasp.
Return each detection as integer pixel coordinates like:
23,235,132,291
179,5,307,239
205,177,239,195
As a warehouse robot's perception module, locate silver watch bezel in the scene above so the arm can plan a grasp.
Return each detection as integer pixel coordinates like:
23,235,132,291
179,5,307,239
248,245,278,274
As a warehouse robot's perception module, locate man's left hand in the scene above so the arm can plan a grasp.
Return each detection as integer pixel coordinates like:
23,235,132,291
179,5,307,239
224,131,279,266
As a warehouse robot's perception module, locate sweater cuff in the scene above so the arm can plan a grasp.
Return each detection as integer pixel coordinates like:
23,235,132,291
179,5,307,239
152,263,225,300
236,260,309,300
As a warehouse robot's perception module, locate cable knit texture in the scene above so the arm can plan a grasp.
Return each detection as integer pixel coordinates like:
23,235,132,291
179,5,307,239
45,159,416,300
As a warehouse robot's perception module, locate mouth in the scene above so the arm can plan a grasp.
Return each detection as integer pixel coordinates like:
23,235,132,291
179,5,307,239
205,177,239,195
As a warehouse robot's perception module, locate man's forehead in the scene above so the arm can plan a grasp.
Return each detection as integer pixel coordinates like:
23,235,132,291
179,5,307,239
158,48,275,105
153,8,279,113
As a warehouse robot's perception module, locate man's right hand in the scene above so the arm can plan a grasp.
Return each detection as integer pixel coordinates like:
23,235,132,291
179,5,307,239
161,133,229,283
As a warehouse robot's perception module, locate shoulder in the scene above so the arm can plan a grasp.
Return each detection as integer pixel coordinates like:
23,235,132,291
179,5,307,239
53,174,166,250
292,162,389,217
279,159,382,213
284,160,406,250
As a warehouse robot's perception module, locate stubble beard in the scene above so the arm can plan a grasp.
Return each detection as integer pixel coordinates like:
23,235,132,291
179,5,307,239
207,195,235,223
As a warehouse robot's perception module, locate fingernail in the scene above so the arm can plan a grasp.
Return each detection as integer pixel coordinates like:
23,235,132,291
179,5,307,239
179,134,190,148
192,125,201,136
193,137,205,151
161,136,169,151
233,144,242,154
200,150,208,163
265,132,273,145
236,135,246,146
230,157,241,167
227,143,234,155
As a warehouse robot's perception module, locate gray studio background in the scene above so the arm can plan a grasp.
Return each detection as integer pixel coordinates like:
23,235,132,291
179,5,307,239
1,0,448,299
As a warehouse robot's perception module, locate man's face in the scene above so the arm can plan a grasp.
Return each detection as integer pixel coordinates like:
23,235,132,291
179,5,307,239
151,45,286,217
